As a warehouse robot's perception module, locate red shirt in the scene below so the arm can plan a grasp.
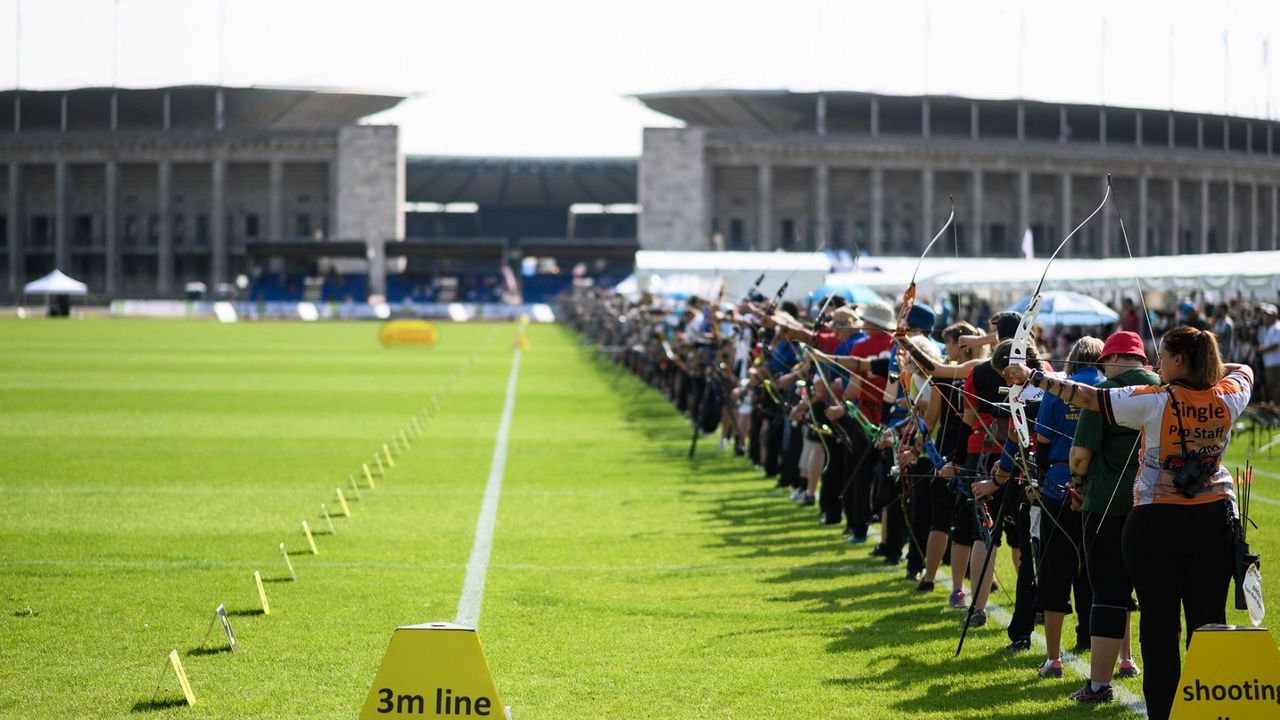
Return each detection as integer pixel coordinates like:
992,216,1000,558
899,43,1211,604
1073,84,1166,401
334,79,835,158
850,332,893,424
813,331,842,354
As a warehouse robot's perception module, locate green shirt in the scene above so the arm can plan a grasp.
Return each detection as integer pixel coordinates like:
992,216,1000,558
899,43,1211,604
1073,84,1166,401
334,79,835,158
1073,367,1162,516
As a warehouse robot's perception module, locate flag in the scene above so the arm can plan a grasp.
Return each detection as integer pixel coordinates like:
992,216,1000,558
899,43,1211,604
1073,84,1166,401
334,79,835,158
1021,228,1035,260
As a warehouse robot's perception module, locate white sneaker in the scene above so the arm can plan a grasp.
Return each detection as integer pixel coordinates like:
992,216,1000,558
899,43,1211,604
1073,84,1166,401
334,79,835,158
789,488,805,503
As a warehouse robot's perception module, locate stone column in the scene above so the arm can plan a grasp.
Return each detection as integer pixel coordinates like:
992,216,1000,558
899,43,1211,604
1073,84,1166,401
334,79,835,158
1272,184,1279,250
971,169,984,254
1170,177,1180,254
870,98,880,138
1137,173,1149,257
814,165,829,250
105,161,119,295
268,158,284,240
757,163,772,251
921,168,934,252
157,161,173,295
211,159,226,286
921,100,931,138
1018,170,1030,246
1226,176,1235,252
1250,182,1258,251
54,161,68,269
870,167,884,254
7,162,19,293
1099,176,1112,258
1059,173,1072,258
1199,178,1210,254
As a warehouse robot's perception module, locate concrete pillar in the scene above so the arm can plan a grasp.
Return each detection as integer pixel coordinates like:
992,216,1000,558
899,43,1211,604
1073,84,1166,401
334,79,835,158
12,94,18,132
970,102,980,141
268,158,284,240
870,98,880,138
870,167,884,254
163,91,171,131
54,161,68,269
1251,182,1259,250
814,165,829,250
60,94,67,132
1059,106,1068,143
1059,173,1072,258
367,237,387,298
1197,118,1204,150
921,168,934,251
1223,119,1229,152
105,161,119,294
157,161,173,295
921,100,931,138
1016,104,1025,141
757,163,772,250
1135,111,1143,147
1100,176,1112,258
1137,173,1149,257
1018,170,1031,247
215,89,225,131
816,93,827,137
1199,178,1210,254
1099,109,1107,145
1170,177,1180,255
7,163,19,293
1226,176,1235,251
211,159,226,286
1168,114,1176,150
971,169,984,254
1273,184,1279,250
110,92,118,131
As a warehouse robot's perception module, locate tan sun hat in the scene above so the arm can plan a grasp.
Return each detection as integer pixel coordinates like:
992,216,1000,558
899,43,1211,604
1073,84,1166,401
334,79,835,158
854,301,895,331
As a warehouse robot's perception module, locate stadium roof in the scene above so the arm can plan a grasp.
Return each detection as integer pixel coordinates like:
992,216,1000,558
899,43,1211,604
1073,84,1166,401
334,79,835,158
1,85,406,131
406,155,636,206
633,89,1278,133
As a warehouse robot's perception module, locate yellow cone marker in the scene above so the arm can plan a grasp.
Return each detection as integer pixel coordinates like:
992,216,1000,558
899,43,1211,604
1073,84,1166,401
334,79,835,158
253,571,270,615
358,623,504,720
302,520,319,555
336,488,351,517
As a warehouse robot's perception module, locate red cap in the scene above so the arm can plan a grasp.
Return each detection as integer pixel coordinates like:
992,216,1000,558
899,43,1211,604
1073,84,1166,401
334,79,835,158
1100,331,1146,360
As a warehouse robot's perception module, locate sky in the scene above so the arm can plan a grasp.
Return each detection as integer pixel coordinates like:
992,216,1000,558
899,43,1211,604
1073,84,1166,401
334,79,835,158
1,0,1278,157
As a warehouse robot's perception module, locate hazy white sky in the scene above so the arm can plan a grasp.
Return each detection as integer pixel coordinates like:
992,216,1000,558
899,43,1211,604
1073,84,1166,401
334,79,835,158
1,0,1277,156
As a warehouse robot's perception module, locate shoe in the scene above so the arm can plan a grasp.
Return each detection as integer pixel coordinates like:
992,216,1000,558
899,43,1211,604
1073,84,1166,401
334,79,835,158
818,516,842,526
964,609,987,628
1117,658,1141,678
789,488,805,503
903,568,921,581
801,493,816,507
990,581,999,592
718,438,729,451
949,589,968,609
882,555,901,566
846,535,868,545
870,543,887,557
1005,638,1032,653
1068,681,1114,703
1037,658,1064,679
915,580,935,593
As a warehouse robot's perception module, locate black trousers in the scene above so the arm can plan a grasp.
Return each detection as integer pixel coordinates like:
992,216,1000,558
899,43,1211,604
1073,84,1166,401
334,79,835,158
881,459,908,560
1122,501,1234,720
763,411,783,478
841,431,877,538
905,462,936,575
780,422,804,490
1034,496,1091,648
1006,499,1038,641
819,439,851,524
1082,510,1137,640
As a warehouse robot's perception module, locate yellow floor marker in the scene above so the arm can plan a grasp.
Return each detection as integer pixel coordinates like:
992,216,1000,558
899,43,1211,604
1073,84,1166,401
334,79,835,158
363,463,377,489
302,521,319,555
253,571,270,615
167,649,196,706
1171,624,1280,719
336,488,352,517
359,623,504,719
383,443,396,468
279,543,297,581
321,504,336,534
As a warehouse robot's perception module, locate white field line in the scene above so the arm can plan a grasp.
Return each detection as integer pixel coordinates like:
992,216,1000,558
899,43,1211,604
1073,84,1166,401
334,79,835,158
454,349,521,628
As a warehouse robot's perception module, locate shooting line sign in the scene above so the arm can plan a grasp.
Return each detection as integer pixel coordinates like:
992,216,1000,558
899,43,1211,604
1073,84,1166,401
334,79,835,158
359,623,505,719
1171,625,1280,719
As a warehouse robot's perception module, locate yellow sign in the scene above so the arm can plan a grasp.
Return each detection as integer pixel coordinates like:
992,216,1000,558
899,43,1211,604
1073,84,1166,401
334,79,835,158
380,320,440,347
359,623,505,719
1171,625,1280,719
302,521,319,555
337,488,352,516
279,543,297,581
253,571,270,615
363,463,377,489
383,444,396,468
167,649,196,706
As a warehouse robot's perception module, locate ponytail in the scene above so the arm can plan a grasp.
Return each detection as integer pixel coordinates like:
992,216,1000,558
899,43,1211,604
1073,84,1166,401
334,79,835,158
1161,326,1224,390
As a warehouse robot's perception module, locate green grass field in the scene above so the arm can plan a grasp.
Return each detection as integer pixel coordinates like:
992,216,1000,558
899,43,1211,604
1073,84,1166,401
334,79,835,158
2,318,1279,719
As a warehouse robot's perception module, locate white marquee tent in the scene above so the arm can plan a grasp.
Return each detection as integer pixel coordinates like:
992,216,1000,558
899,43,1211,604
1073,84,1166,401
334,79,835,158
23,269,88,295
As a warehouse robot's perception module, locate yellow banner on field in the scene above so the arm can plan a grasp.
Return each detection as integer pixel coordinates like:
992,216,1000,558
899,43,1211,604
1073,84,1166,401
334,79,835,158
1171,625,1280,719
380,320,439,347
359,623,504,719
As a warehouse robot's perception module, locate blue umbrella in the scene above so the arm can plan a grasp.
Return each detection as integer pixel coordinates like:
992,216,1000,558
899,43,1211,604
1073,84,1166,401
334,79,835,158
809,283,885,306
1006,290,1120,327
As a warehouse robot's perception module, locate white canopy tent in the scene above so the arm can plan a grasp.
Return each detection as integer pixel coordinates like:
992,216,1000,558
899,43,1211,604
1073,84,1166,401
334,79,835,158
634,250,830,302
23,269,88,295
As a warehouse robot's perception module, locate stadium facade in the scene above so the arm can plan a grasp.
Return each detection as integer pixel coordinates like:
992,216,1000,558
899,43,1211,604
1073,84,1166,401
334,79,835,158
635,90,1280,258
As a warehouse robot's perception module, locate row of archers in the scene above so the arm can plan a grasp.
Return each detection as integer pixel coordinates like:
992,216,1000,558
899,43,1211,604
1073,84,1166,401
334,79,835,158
146,343,488,711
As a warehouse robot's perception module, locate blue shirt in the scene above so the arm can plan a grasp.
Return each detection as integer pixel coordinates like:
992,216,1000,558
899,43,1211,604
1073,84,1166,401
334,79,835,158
1034,367,1103,496
768,340,798,375
827,332,866,383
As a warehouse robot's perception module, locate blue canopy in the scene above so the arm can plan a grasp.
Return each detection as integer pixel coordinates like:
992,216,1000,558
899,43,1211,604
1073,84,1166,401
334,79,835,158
808,283,885,306
1006,290,1120,327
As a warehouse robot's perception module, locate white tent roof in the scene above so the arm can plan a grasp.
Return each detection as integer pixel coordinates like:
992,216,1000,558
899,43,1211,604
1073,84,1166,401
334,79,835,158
23,269,88,295
634,250,830,301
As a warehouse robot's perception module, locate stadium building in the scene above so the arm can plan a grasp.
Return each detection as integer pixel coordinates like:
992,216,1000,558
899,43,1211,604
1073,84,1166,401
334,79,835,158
635,90,1280,258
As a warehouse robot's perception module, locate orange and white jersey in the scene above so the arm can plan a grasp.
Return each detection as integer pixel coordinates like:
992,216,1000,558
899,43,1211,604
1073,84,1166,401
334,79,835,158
1099,367,1253,508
